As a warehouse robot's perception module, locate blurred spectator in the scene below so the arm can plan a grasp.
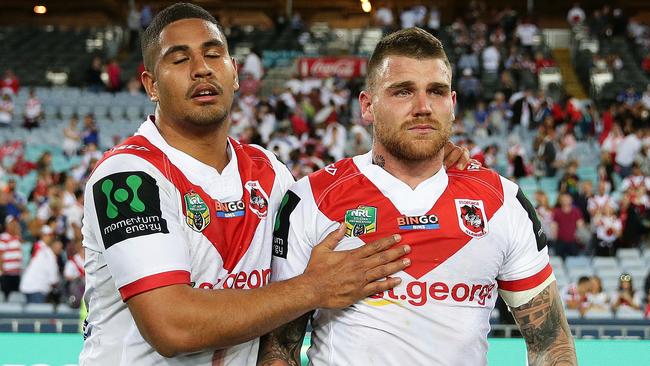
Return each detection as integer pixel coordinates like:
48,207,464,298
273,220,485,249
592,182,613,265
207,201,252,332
562,276,593,315
345,124,371,157
611,273,643,314
592,203,622,256
63,116,81,157
615,128,643,178
535,190,556,244
574,180,594,223
458,68,480,110
140,3,153,29
322,122,346,162
641,85,650,110
620,164,650,193
23,88,43,129
426,6,441,36
552,192,586,258
558,161,580,197
86,56,104,93
127,2,141,51
242,47,264,81
534,52,555,74
126,76,143,96
81,115,99,147
515,17,538,56
617,87,640,107
63,240,85,308
481,43,500,74
586,276,611,314
1,70,19,96
19,226,61,303
0,215,22,301
374,2,395,35
400,6,417,29
588,181,617,217
567,3,586,26
105,59,122,92
458,48,480,76
0,93,14,127
510,89,536,131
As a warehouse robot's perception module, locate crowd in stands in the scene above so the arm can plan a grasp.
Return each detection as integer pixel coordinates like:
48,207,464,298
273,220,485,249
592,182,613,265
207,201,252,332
0,2,649,320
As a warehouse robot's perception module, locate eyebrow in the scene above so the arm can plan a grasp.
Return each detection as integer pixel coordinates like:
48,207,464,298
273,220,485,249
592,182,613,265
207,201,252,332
386,81,450,90
162,39,225,59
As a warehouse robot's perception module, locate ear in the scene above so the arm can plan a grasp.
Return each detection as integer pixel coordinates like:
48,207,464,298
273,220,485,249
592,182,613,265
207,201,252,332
231,57,240,91
141,71,159,103
359,90,374,124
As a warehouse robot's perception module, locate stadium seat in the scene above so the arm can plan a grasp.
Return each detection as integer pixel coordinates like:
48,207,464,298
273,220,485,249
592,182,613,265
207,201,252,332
56,304,77,315
564,308,581,320
616,248,641,261
592,257,618,271
615,308,644,320
565,256,591,269
7,292,26,304
0,303,23,314
583,311,613,320
24,303,56,315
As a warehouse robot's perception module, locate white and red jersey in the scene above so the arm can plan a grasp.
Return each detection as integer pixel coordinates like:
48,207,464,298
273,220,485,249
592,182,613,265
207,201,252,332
79,118,294,366
63,253,85,280
0,233,22,275
619,175,650,192
272,151,553,366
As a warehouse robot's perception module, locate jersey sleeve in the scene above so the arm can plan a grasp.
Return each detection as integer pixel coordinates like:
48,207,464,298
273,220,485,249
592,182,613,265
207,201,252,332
83,154,191,301
497,177,555,308
271,177,323,282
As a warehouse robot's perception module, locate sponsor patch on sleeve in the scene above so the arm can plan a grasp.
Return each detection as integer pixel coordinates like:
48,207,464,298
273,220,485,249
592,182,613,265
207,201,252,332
272,190,301,258
93,171,169,249
516,188,547,251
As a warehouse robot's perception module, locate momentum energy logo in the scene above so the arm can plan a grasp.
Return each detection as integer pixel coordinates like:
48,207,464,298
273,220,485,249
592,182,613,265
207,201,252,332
93,171,169,249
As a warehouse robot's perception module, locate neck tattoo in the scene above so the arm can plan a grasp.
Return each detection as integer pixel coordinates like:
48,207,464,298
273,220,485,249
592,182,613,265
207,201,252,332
372,154,386,168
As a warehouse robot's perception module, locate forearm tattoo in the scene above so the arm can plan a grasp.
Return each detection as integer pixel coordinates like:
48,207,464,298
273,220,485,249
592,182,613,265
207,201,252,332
511,284,577,366
258,314,310,366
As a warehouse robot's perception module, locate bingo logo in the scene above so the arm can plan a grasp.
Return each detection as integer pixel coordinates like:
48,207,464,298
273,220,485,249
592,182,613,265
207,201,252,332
397,214,440,230
215,200,246,218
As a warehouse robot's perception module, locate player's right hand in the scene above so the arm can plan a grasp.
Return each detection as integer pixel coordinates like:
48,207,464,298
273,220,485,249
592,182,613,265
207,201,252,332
301,223,410,309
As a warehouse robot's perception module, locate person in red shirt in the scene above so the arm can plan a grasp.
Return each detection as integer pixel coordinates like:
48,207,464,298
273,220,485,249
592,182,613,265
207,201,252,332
552,192,585,258
1,70,19,96
105,59,122,92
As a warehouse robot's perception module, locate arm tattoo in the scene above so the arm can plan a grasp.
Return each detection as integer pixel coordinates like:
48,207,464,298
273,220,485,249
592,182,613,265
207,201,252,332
258,312,311,366
511,283,577,366
372,154,385,168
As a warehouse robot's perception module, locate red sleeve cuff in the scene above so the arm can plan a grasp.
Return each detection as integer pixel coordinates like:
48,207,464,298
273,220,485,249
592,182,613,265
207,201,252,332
119,270,191,301
497,263,553,292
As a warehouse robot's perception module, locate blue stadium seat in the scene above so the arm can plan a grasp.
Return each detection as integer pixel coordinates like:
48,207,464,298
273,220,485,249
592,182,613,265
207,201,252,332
24,303,55,315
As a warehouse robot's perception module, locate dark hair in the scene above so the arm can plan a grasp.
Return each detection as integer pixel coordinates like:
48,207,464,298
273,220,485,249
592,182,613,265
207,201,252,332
141,2,221,71
366,27,451,90
578,276,591,285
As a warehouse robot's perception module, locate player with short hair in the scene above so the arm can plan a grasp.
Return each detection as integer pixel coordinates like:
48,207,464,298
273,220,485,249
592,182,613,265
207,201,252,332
261,28,577,366
79,4,471,366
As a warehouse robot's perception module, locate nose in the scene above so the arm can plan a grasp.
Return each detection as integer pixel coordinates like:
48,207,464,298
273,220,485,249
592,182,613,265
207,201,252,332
413,91,432,117
191,55,213,80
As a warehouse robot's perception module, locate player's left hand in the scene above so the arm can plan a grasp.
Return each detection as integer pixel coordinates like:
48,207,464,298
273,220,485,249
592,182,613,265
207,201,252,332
443,141,478,170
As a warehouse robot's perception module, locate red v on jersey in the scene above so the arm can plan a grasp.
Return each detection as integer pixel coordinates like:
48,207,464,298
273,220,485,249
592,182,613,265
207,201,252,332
310,160,504,279
96,135,276,272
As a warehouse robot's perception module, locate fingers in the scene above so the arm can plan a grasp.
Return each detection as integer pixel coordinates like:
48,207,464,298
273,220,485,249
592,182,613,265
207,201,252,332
364,257,411,282
349,234,401,258
316,223,346,250
362,277,403,297
362,244,411,271
444,147,463,169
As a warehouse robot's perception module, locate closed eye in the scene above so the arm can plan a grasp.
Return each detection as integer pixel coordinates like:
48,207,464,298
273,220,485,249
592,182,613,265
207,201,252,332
173,57,188,65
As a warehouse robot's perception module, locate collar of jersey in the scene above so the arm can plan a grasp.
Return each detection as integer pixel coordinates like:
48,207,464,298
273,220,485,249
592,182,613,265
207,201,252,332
136,117,243,202
352,151,448,216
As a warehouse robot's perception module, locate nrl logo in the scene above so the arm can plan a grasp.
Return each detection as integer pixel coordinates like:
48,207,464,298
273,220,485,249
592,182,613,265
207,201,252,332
344,206,377,237
245,181,269,219
184,191,211,232
454,199,488,238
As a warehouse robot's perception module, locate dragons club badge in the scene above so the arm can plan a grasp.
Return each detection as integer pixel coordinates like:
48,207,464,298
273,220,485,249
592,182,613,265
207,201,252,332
184,191,211,232
245,181,269,219
455,199,488,238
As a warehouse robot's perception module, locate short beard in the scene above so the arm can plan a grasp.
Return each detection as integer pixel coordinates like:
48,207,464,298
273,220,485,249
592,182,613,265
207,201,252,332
374,119,451,161
183,107,229,128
